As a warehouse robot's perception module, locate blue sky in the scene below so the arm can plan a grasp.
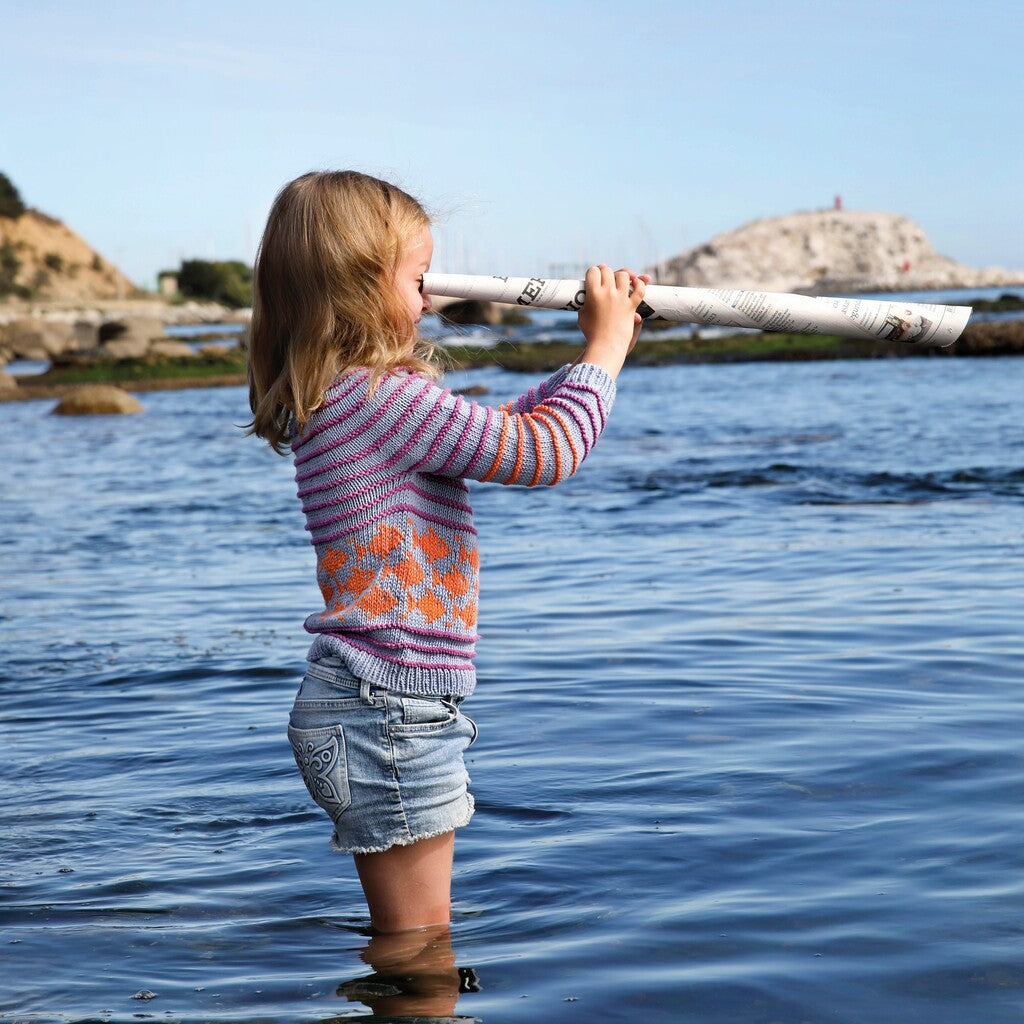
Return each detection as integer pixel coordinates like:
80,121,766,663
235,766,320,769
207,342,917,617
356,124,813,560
3,0,1021,289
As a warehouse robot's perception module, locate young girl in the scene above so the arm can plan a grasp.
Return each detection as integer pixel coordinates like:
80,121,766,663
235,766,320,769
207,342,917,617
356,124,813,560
248,170,646,934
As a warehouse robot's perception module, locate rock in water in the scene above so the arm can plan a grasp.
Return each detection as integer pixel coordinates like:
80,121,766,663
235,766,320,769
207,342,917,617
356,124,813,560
3,317,76,361
52,385,142,416
98,316,165,359
149,339,196,357
437,298,501,326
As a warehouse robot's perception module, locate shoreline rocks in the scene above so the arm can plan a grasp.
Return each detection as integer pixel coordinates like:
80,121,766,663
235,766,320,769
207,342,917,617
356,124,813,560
2,318,1023,406
0,303,248,364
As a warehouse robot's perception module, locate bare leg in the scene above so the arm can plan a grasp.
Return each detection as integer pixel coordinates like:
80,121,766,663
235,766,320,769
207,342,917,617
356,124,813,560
353,830,455,933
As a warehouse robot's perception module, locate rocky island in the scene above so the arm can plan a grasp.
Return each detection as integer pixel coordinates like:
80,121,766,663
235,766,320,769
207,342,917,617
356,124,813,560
653,208,1024,294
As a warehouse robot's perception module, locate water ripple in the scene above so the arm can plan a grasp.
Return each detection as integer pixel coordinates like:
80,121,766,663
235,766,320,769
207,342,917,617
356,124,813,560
2,358,1024,1022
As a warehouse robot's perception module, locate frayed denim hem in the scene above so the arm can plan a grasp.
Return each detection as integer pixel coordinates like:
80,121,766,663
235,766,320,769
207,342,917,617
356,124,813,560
329,794,475,856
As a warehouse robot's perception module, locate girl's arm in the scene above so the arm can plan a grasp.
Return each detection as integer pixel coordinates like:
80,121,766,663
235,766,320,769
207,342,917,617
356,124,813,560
497,364,573,415
298,363,615,488
293,267,646,489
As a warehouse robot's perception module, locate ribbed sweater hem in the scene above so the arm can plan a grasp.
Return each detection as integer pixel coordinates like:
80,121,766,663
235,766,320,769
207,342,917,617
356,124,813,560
307,634,476,697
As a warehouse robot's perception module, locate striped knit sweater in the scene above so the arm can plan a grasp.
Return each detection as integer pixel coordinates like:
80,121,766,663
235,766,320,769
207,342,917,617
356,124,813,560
291,360,616,696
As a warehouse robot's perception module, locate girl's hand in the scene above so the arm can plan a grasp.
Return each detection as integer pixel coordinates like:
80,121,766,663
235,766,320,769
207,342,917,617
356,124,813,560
577,266,649,380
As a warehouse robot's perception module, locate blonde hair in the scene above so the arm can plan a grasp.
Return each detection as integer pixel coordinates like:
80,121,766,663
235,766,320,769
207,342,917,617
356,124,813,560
247,170,439,453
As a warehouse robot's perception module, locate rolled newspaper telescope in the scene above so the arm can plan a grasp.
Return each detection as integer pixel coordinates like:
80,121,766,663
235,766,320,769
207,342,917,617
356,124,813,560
422,272,972,347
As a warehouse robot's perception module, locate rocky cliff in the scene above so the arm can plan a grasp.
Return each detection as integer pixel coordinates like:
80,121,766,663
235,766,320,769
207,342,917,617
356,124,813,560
0,209,137,302
654,210,1024,294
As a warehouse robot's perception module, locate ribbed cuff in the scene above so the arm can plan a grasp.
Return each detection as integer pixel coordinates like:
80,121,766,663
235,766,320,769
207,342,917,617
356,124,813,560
565,361,617,409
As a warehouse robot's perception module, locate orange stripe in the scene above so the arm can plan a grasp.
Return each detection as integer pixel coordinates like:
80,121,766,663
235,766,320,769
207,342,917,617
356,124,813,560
536,409,569,481
480,411,509,481
503,417,525,485
524,413,545,486
541,406,579,478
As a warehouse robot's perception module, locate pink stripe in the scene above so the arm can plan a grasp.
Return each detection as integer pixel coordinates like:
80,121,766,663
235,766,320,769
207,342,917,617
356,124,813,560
297,378,429,474
462,404,493,478
302,473,392,511
290,373,366,453
299,381,494,489
295,447,406,490
291,394,361,451
296,461,401,498
561,382,604,441
304,491,345,514
437,396,476,475
404,481,473,512
295,411,466,490
309,504,478,545
532,408,566,483
293,386,432,482
545,396,593,450
294,379,444,482
390,386,450,470
418,394,469,471
300,458,472,507
328,632,475,671
304,479,473,532
583,387,610,433
341,633,476,658
340,622,481,643
294,375,420,467
303,467,416,510
314,625,478,657
294,452,356,485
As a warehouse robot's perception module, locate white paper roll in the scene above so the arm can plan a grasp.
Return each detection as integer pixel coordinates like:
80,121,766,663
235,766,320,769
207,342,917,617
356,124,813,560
422,273,972,347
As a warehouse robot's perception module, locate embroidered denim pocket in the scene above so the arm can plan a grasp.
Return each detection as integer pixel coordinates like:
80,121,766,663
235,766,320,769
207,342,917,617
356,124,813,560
287,724,351,822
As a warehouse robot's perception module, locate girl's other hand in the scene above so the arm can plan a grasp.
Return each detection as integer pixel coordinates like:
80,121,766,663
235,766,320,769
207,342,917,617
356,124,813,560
577,266,649,380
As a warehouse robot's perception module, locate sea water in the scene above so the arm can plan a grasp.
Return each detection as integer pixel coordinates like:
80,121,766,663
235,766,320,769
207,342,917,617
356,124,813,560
1,356,1023,1023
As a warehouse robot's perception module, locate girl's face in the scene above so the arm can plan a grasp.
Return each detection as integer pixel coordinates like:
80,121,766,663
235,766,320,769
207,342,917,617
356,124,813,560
395,225,433,327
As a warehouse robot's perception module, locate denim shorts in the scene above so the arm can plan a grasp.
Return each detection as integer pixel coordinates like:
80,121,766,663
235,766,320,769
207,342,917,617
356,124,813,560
287,660,477,855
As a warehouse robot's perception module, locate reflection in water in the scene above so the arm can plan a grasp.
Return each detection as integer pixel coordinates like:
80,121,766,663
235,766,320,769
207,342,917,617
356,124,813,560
336,924,481,1021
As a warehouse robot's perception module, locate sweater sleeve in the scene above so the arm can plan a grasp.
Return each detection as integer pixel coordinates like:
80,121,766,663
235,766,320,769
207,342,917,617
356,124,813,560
294,362,616,488
496,364,572,414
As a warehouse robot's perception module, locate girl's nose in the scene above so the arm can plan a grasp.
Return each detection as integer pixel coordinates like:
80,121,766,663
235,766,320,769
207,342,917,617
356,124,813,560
422,293,432,313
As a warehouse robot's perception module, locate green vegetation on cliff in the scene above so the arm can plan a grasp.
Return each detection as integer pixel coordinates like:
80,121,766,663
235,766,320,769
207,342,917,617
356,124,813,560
0,239,25,298
0,172,26,219
171,259,253,308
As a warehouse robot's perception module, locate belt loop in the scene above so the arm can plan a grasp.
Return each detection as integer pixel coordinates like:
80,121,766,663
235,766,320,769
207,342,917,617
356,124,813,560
359,678,377,706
